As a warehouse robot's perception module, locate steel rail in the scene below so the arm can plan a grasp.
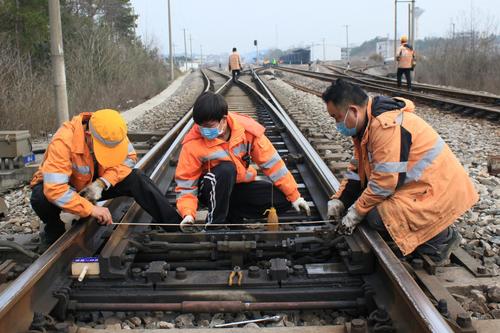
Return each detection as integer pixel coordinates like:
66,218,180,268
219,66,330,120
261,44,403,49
252,69,453,333
276,66,500,119
0,71,212,333
326,64,500,104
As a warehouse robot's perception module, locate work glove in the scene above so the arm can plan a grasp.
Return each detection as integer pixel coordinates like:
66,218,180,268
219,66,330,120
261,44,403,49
338,205,364,235
327,199,345,220
291,197,311,216
60,211,80,224
180,215,195,232
80,178,106,203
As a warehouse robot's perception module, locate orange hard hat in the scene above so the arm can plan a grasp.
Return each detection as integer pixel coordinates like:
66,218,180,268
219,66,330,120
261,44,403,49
89,109,128,167
401,35,408,43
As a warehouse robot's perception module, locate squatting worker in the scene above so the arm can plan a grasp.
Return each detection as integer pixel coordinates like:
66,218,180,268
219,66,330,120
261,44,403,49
323,79,478,264
396,35,416,91
30,109,181,245
175,91,310,231
228,47,243,83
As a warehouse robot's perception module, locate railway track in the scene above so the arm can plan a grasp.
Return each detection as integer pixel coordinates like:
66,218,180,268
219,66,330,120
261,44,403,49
0,68,492,332
275,65,500,121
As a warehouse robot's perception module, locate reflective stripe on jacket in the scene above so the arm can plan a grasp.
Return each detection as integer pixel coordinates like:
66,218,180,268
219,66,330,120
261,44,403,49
334,96,478,255
175,112,300,218
397,44,414,69
30,112,137,217
229,52,242,71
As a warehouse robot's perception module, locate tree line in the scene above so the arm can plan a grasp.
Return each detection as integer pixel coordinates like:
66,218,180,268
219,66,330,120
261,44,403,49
0,0,172,135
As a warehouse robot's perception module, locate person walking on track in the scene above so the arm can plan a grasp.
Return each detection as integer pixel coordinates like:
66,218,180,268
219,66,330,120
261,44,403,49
228,47,243,83
396,35,416,91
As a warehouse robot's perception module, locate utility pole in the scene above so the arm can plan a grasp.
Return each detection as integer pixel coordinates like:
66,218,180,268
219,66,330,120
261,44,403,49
183,28,187,71
167,0,174,81
189,33,193,69
48,0,69,125
343,25,350,65
408,4,411,41
394,0,397,58
322,38,326,61
411,0,416,47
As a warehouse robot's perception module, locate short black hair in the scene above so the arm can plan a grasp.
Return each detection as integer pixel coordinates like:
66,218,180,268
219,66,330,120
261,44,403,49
232,47,237,52
193,91,228,124
322,79,368,109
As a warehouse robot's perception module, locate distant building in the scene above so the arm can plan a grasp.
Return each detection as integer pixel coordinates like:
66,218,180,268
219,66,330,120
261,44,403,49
340,47,350,61
280,48,311,64
376,39,397,60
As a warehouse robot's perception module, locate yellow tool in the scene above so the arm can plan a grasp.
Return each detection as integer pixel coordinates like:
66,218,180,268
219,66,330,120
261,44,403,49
228,266,243,287
264,207,279,231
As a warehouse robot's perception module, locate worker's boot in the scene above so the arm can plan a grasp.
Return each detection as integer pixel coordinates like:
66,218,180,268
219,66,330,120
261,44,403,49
416,226,462,266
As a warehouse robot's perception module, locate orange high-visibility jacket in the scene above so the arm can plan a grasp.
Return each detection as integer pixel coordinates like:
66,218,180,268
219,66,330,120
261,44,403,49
397,44,415,69
175,112,300,218
30,113,137,217
228,52,242,71
334,97,478,255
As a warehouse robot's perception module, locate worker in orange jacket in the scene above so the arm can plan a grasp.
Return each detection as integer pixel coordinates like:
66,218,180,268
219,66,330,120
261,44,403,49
175,92,310,231
228,47,243,83
323,79,478,264
396,35,416,91
30,109,181,245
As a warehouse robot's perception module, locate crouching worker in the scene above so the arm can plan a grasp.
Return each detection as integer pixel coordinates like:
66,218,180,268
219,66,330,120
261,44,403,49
323,79,478,264
30,109,181,245
175,92,310,231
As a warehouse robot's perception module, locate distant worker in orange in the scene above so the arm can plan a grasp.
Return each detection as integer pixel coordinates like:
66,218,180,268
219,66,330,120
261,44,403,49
175,92,310,231
30,109,181,245
323,79,478,265
396,35,416,91
228,47,243,83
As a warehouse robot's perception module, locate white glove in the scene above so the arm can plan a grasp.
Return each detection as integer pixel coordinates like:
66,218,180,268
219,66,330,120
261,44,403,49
60,211,80,224
338,205,364,235
180,215,195,232
292,197,311,216
80,179,106,203
327,199,345,220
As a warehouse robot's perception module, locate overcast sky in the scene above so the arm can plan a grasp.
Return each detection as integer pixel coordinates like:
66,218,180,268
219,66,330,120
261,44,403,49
130,0,499,59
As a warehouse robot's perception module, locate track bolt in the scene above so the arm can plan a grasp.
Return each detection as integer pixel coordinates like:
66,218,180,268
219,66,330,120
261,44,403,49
437,299,449,317
351,318,367,333
248,266,260,278
456,313,472,328
175,267,187,280
477,266,486,274
411,258,424,269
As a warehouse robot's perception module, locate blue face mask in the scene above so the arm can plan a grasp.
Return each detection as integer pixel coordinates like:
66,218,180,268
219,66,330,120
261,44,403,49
200,121,223,140
336,109,358,136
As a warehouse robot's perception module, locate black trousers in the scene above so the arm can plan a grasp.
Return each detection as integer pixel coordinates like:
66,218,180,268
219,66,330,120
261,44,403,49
31,169,181,243
365,207,450,254
397,68,412,90
199,162,291,224
232,70,240,83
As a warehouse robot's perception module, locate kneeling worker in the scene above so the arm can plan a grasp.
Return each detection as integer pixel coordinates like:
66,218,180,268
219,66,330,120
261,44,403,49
175,92,310,230
323,79,478,264
30,109,181,245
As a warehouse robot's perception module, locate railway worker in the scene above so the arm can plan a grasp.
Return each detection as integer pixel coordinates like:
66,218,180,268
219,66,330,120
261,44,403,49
396,35,416,91
228,47,243,83
175,91,311,231
323,79,478,264
30,109,181,245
